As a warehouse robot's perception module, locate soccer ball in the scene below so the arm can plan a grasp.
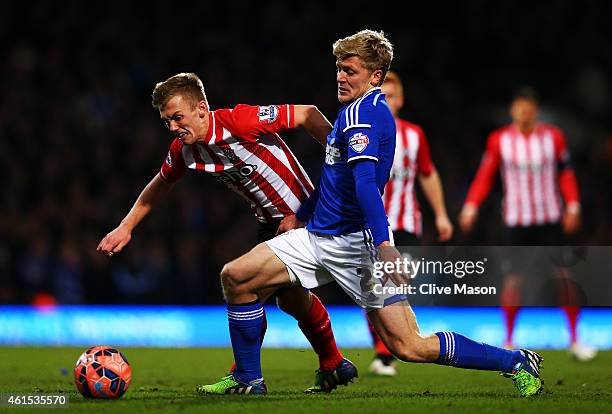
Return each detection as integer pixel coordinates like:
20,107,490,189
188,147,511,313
74,346,132,399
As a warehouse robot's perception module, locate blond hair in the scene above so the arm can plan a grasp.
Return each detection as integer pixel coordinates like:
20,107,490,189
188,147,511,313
383,70,404,96
151,73,207,110
333,30,394,83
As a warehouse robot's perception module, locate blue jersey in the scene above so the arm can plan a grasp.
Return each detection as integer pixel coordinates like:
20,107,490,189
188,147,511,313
307,87,396,236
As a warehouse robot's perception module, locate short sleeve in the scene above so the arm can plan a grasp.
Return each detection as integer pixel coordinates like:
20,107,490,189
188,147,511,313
160,138,187,183
226,104,295,141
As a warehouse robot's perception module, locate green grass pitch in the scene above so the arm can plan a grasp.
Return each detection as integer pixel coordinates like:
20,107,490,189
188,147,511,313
0,347,610,413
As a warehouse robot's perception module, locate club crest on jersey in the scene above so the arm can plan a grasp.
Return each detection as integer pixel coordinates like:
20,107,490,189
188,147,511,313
258,105,279,124
165,152,173,166
349,132,369,153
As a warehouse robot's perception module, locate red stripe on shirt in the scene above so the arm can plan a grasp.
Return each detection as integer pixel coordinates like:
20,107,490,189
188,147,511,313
396,126,409,231
275,134,314,195
246,142,309,204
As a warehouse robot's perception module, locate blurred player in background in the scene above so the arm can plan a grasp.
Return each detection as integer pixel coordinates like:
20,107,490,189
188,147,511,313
199,30,545,398
97,72,357,391
459,87,596,361
368,71,454,376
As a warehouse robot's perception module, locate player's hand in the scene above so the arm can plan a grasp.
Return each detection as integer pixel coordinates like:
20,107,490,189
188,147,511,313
97,224,132,257
436,215,454,242
276,214,305,236
459,203,478,233
377,242,409,287
562,206,581,235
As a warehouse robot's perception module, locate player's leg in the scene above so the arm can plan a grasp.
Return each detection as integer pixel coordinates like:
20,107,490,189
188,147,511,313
197,242,293,395
220,241,292,303
500,226,529,349
199,229,329,395
555,271,597,361
267,229,360,393
545,222,598,362
562,304,596,360
501,274,522,348
222,241,292,379
275,287,345,372
367,317,397,375
366,230,418,375
368,301,544,396
224,286,346,376
254,220,346,374
366,302,438,362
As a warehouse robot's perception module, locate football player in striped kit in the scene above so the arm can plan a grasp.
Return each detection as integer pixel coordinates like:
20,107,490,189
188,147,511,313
459,87,596,361
97,73,356,392
368,71,454,376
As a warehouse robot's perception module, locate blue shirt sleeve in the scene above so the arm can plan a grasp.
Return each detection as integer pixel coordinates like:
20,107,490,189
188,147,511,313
351,159,390,246
345,101,382,165
296,186,320,223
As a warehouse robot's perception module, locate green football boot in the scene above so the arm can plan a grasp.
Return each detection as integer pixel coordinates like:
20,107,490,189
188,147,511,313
504,349,544,397
196,374,267,395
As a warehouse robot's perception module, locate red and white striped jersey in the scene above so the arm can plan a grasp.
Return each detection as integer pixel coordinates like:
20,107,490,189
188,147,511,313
160,104,314,223
383,119,435,235
465,123,580,227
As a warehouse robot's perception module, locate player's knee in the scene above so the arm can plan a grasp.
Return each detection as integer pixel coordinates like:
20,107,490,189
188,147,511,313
388,337,430,363
221,260,259,298
220,261,243,292
391,347,420,363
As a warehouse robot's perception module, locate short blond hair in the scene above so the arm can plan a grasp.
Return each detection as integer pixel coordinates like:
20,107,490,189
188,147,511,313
383,70,404,96
333,30,394,83
151,73,207,110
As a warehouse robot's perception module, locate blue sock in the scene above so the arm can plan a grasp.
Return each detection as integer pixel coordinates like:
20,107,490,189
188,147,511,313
435,331,524,372
228,301,265,383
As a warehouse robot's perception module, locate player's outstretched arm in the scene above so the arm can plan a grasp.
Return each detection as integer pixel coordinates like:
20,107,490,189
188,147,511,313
97,173,173,256
418,171,453,241
293,105,333,146
459,132,501,233
555,130,581,235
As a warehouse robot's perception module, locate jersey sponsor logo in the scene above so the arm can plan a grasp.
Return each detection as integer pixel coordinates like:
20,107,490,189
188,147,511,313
166,152,173,166
212,163,259,185
258,105,279,124
390,166,414,179
509,161,545,172
349,132,369,153
222,148,239,164
325,137,342,165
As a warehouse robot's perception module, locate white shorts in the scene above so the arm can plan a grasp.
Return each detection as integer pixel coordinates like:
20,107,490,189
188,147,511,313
266,228,406,309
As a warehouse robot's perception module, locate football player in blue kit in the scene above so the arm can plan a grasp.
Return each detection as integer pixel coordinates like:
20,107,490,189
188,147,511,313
198,29,544,397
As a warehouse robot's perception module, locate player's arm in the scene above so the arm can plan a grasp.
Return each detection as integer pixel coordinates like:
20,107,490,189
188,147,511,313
229,104,331,146
276,186,320,235
97,173,174,256
418,171,453,241
345,103,390,248
352,160,389,246
352,160,405,286
293,105,333,147
555,130,581,235
459,131,501,233
415,131,453,241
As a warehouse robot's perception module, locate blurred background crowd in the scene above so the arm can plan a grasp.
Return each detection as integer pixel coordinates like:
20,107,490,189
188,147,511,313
1,0,610,305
